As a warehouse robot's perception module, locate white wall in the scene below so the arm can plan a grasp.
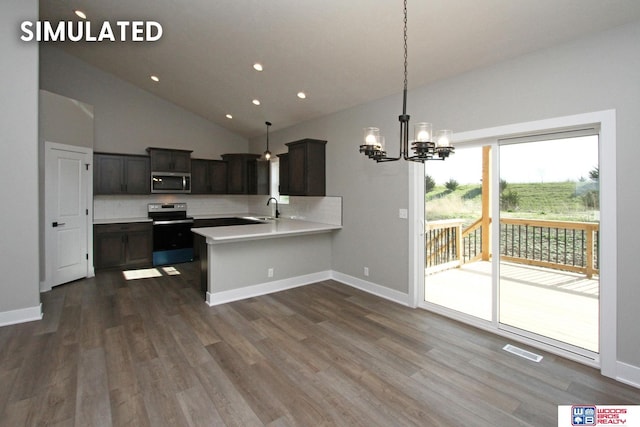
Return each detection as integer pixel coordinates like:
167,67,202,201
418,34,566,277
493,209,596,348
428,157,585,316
39,46,248,159
0,0,41,323
250,22,640,369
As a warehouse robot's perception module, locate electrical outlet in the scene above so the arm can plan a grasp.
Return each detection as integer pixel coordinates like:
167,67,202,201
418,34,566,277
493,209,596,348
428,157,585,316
364,267,369,277
399,208,408,219
268,268,274,278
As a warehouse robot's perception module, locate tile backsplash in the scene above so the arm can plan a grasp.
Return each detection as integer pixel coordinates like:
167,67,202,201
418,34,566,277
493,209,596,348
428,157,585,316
94,194,342,225
248,196,342,226
93,194,249,220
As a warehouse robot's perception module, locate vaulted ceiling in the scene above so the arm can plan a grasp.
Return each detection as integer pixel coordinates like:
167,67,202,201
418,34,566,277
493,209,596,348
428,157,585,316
39,0,640,138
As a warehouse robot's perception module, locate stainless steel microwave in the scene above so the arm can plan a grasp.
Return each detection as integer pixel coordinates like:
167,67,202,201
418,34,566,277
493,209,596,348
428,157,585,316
151,171,191,193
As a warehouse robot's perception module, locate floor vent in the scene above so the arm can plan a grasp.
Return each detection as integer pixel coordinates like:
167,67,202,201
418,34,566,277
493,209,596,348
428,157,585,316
502,344,543,362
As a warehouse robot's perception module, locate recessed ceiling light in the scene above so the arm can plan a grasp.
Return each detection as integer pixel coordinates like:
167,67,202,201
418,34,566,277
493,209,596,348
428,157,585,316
297,92,307,99
252,99,261,106
253,63,263,72
74,10,87,19
150,75,160,82
225,114,233,119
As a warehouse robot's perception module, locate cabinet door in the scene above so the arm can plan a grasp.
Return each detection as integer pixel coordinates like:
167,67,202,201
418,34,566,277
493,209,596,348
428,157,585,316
95,154,150,195
94,154,125,194
256,160,270,195
190,159,210,193
288,143,306,195
149,148,191,172
210,161,228,194
246,160,258,194
171,151,192,172
285,139,326,196
94,229,126,269
150,149,174,171
222,154,260,194
225,156,246,194
126,228,153,266
124,156,150,194
278,153,289,195
305,142,326,196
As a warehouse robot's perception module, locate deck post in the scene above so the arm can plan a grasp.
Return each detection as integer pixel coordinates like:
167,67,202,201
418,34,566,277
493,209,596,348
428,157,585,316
586,225,595,279
481,146,491,261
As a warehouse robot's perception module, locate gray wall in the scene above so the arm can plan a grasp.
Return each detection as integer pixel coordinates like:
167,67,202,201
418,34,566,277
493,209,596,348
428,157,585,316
39,90,94,149
209,233,332,293
0,0,40,315
38,90,94,283
39,46,248,159
250,22,640,368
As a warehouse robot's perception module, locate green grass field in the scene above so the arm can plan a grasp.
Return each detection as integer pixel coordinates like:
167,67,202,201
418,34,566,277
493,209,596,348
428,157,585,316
426,181,599,223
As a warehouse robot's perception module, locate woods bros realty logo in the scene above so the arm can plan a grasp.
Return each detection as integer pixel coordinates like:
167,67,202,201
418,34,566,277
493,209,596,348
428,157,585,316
558,405,640,426
20,20,162,42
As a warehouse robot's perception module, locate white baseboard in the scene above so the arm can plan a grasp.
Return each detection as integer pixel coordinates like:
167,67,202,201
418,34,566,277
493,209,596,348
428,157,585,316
206,270,332,306
204,269,412,307
616,361,640,389
330,271,410,306
40,280,51,293
0,303,42,327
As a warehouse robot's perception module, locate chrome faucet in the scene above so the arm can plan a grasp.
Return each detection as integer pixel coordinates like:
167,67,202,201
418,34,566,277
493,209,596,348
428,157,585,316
267,197,280,218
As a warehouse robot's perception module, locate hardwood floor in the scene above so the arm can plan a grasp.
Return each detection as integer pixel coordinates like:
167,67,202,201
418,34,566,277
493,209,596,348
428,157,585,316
1,263,638,426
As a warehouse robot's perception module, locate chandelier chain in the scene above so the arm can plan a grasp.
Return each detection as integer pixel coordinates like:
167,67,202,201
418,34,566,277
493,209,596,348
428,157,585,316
358,0,454,163
403,0,408,92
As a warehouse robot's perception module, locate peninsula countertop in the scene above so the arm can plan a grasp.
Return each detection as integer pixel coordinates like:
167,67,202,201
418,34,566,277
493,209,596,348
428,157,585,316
192,218,342,244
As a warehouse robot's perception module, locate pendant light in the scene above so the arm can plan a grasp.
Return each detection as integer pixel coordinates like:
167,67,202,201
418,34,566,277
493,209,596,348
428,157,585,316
262,121,272,161
359,0,454,163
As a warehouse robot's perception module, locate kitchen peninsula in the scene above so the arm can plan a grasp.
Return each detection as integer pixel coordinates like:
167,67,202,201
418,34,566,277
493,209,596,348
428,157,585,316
193,218,341,306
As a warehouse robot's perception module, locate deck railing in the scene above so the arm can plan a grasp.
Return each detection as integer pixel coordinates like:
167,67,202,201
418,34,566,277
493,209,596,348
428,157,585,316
500,218,599,278
425,220,462,274
426,217,599,277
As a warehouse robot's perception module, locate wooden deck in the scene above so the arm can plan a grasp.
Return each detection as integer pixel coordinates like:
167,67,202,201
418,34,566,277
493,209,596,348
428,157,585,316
425,261,599,352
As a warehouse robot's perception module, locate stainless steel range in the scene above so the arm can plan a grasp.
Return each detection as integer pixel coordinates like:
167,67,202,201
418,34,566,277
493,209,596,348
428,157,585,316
148,203,194,266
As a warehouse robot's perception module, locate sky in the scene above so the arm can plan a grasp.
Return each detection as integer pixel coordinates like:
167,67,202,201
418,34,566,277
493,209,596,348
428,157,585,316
426,135,599,185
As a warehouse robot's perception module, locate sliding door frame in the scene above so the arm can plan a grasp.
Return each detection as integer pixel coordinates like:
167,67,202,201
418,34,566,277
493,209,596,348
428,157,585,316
409,110,617,378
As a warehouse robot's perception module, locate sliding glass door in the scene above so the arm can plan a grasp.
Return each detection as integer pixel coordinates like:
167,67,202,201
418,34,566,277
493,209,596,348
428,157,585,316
424,144,493,321
423,132,600,357
497,135,600,354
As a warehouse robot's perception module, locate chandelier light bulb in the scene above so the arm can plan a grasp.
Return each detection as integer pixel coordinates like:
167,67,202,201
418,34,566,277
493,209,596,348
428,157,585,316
415,122,433,142
437,130,453,147
363,127,381,147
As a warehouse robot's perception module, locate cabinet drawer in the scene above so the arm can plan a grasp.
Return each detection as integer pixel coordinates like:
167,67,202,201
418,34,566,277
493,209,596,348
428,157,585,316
94,222,152,233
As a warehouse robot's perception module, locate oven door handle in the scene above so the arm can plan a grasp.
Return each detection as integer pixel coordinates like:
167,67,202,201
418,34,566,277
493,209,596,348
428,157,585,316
152,219,195,225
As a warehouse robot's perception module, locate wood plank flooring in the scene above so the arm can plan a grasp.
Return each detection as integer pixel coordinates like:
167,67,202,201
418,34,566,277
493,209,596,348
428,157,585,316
1,262,639,426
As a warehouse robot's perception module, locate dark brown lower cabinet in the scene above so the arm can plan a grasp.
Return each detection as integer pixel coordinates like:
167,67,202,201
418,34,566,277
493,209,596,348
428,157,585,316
94,222,153,269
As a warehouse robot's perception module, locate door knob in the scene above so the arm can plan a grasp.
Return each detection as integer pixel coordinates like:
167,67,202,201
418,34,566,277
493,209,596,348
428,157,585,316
52,221,66,227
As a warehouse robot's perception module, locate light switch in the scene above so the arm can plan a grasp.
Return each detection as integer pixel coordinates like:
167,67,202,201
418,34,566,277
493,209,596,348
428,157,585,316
399,208,408,219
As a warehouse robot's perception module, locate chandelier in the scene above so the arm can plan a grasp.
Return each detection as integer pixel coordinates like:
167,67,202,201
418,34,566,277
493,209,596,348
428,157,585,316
359,0,454,163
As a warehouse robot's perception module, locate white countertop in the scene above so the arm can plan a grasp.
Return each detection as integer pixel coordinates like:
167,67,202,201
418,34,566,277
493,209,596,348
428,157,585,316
93,217,152,225
192,218,341,244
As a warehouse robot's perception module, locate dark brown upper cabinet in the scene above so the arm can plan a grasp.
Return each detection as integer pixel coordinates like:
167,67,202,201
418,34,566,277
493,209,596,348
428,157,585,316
285,139,326,196
278,153,289,195
94,153,150,195
147,147,192,172
221,153,269,194
191,159,228,194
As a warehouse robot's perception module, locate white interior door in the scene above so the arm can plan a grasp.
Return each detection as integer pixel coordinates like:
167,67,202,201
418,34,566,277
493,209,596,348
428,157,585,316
45,142,91,288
